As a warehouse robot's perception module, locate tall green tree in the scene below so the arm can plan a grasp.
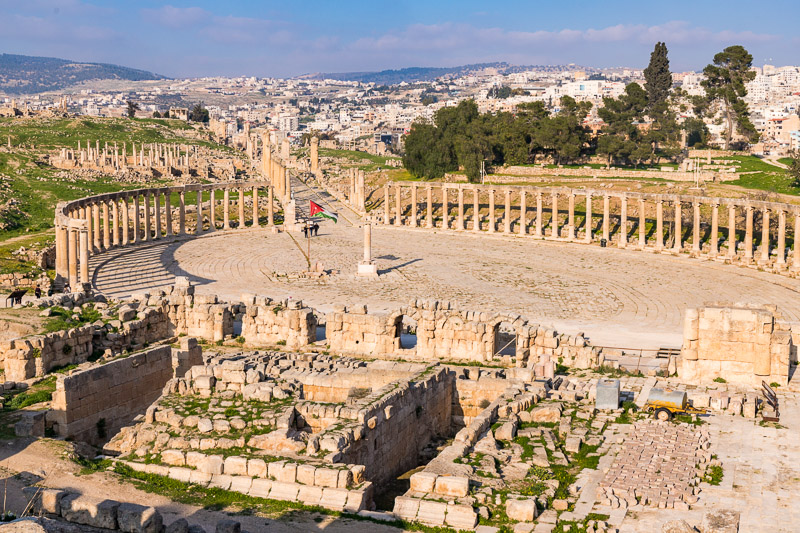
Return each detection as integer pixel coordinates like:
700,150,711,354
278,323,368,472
125,101,140,119
189,102,210,123
702,45,758,149
788,151,800,188
643,42,673,111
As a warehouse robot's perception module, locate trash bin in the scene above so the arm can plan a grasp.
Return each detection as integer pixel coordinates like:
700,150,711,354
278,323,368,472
600,238,607,247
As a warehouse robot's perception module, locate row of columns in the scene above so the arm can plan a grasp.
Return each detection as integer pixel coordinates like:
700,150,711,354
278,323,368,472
383,183,800,267
55,184,276,290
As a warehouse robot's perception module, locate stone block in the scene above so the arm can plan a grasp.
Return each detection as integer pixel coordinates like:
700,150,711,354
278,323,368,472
165,518,189,533
296,464,316,485
161,450,186,466
530,405,561,423
662,520,696,533
117,503,163,533
247,458,268,478
268,481,300,502
416,500,447,526
595,379,620,410
445,503,479,529
208,474,233,490
60,494,120,529
434,476,469,497
14,411,45,437
392,496,420,521
223,456,248,476
248,479,272,499
495,420,518,441
314,467,340,488
297,485,323,506
319,488,349,511
506,499,538,522
410,471,438,493
197,455,224,475
565,436,582,454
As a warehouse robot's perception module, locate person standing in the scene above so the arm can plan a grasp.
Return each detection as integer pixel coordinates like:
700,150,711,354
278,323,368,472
313,223,319,236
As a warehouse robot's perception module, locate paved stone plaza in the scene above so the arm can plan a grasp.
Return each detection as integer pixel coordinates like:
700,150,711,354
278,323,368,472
90,221,800,349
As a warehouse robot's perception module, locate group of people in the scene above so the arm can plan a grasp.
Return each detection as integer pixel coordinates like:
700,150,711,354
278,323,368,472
303,222,320,238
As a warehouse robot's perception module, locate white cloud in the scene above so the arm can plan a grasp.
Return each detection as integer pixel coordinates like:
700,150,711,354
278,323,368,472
140,5,211,29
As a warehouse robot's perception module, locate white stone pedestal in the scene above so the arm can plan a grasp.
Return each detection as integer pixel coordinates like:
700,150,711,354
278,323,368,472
357,261,379,277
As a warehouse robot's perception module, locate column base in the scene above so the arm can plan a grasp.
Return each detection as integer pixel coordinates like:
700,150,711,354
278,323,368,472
357,261,379,278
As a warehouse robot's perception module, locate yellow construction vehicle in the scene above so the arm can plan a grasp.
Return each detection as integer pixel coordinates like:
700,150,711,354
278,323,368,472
644,388,707,421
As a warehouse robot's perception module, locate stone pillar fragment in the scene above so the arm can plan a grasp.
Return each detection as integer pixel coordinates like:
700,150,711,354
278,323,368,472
585,193,592,242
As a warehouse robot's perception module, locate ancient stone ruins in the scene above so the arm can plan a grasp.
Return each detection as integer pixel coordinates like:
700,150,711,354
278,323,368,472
1,137,794,533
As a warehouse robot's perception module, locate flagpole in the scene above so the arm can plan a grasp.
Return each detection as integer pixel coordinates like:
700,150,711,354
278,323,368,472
307,224,311,270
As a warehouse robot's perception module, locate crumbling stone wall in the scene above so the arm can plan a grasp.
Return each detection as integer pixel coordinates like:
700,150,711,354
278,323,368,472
681,305,792,386
327,300,600,369
0,325,93,381
240,295,316,349
50,345,174,444
314,366,454,487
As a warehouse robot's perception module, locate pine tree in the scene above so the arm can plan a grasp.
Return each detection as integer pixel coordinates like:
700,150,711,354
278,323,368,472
702,45,758,149
643,42,672,110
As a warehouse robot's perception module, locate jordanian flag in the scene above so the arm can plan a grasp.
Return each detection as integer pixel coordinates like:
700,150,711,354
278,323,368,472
309,200,338,223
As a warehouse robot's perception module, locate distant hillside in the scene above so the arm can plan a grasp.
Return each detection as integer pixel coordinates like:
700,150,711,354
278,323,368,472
301,62,591,85
0,53,166,95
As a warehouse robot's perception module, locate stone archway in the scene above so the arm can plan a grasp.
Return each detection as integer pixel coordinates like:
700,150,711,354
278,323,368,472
394,314,418,350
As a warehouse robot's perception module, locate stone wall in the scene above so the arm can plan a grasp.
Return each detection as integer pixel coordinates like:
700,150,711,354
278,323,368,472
0,325,94,382
313,366,454,487
240,295,316,349
497,165,737,183
50,345,175,444
327,299,600,369
680,305,792,386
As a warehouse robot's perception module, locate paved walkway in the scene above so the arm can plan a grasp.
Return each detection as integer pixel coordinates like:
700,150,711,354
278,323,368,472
89,217,800,349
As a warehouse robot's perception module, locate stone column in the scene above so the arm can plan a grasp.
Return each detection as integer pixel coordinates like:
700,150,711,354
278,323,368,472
92,203,100,251
602,195,610,242
410,185,418,228
656,199,664,251
637,199,646,248
673,200,682,252
205,189,214,232
488,188,495,233
79,226,89,284
585,193,592,243
112,199,120,246
457,187,465,231
251,187,259,228
132,196,140,243
472,188,480,231
394,184,402,226
154,191,162,239
794,212,800,269
56,224,68,280
567,193,575,240
425,186,433,228
383,186,390,225
68,227,78,289
85,205,93,255
744,205,754,260
222,189,230,229
504,189,511,234
777,209,786,265
550,192,559,239
722,205,734,258
268,186,274,226
710,203,719,256
165,191,173,236
619,195,628,248
179,192,186,235
760,207,770,263
102,201,110,249
535,192,543,237
519,190,527,235
358,223,378,277
692,201,701,253
121,197,129,245
143,193,151,241
196,190,204,234
442,187,449,230
239,188,246,228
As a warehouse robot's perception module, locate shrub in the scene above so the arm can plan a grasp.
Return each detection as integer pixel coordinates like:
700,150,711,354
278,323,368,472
713,377,727,383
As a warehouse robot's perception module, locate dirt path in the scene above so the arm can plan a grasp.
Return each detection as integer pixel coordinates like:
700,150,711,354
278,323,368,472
1,438,404,533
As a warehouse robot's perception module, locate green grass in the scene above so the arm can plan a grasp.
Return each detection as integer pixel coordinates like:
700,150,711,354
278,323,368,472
726,156,797,195
713,377,727,383
42,304,103,333
703,464,724,485
318,148,400,172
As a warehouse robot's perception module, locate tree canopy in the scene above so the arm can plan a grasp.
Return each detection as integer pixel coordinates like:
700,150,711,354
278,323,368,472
702,45,758,149
188,103,210,123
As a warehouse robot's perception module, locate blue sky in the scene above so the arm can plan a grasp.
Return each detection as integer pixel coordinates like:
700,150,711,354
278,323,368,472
1,0,797,78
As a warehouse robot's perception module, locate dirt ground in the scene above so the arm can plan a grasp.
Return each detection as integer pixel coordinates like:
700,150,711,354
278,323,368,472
0,438,404,533
0,308,44,343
